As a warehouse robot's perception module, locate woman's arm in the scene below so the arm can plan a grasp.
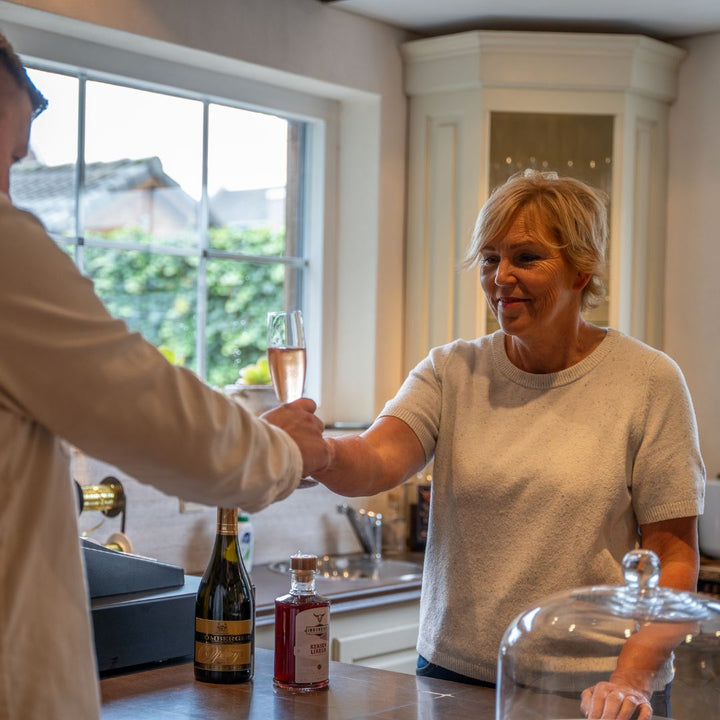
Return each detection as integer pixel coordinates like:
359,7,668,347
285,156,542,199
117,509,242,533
314,416,427,497
639,515,699,591
581,516,699,720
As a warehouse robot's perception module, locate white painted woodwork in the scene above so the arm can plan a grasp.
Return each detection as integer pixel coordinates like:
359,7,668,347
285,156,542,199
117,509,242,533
256,598,420,675
401,31,685,372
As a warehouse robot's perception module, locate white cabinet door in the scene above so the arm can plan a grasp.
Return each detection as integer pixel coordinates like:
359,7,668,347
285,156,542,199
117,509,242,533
256,599,420,675
331,622,419,675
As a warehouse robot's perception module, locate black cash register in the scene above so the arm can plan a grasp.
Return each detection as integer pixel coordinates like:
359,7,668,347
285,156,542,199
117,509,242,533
83,538,200,674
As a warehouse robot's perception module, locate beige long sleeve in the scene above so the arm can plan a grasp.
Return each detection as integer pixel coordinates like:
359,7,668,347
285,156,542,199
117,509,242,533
0,195,302,512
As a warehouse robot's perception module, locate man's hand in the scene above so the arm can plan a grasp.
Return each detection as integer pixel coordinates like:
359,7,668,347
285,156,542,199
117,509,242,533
262,398,332,479
580,679,652,720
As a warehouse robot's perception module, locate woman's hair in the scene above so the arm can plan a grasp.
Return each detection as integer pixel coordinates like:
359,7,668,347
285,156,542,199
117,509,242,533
462,169,609,311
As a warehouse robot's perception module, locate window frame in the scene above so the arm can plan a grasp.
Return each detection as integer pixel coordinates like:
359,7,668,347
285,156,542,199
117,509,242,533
19,55,328,399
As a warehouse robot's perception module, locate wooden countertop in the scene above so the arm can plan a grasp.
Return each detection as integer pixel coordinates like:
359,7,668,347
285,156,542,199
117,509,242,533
99,559,718,719
100,648,495,720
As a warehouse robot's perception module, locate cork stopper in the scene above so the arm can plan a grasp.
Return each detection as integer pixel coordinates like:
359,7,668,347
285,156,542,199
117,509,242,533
290,553,318,572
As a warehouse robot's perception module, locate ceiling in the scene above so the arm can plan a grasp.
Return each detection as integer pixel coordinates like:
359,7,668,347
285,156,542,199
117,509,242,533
320,0,720,41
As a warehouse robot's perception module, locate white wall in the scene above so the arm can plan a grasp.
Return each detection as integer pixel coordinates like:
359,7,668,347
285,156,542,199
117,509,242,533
667,32,720,482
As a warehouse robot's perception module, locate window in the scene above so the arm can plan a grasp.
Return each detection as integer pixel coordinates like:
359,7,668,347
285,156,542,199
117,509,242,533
13,66,309,389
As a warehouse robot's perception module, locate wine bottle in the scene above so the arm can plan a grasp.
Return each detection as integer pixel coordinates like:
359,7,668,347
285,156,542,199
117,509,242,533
194,507,254,684
273,553,330,691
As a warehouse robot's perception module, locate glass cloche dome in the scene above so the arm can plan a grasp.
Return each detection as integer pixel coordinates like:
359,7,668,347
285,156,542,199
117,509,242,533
497,550,720,719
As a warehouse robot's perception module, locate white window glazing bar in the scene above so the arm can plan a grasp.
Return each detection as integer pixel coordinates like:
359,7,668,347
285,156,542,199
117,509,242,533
195,100,211,379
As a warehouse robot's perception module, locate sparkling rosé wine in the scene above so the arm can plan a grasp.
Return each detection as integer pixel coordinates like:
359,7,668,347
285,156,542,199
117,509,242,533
268,347,306,402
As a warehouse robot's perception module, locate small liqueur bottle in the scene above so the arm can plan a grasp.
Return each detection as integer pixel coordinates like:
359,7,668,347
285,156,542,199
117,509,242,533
194,507,254,684
273,553,330,691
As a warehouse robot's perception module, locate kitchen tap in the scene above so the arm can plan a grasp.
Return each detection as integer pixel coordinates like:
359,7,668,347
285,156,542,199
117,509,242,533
337,504,383,561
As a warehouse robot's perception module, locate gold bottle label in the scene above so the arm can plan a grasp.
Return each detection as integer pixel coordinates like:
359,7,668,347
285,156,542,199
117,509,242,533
195,618,252,670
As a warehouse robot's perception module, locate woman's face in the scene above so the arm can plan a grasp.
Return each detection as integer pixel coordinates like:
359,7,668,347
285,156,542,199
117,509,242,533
479,208,585,342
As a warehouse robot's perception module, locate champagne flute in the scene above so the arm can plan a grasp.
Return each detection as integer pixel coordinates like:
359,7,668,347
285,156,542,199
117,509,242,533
267,310,316,488
267,310,307,403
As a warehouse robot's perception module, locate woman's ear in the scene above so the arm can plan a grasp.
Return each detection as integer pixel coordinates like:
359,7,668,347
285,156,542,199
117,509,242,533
574,272,591,290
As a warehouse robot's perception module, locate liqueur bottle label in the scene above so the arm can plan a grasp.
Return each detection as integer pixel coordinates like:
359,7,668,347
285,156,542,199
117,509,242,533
292,607,329,684
194,617,253,671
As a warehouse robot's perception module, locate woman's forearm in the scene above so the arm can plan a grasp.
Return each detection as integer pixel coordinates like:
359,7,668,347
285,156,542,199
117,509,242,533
313,435,393,496
314,417,427,497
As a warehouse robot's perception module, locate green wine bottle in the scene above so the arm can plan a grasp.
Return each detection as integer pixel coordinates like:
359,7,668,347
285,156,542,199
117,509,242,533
194,507,255,683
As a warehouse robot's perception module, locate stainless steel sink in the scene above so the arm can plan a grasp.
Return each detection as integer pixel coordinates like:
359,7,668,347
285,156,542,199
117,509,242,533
267,553,423,582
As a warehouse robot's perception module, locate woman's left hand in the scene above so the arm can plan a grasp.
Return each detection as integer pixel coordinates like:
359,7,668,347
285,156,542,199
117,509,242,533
580,680,652,720
579,515,698,719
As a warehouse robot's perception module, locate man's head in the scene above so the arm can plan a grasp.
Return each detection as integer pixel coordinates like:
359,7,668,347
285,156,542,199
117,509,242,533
0,32,47,119
0,31,47,196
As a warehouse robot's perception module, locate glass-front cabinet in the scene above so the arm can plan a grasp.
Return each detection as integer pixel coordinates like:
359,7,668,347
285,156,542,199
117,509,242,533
401,31,684,373
487,111,614,332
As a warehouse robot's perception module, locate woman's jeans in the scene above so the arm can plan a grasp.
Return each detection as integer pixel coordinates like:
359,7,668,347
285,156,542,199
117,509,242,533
416,655,495,689
416,656,672,716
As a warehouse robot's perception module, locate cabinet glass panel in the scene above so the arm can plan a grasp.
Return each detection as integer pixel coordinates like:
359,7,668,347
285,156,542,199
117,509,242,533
486,113,613,333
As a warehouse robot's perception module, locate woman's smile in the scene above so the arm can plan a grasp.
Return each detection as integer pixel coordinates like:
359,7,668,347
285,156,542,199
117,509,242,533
498,296,529,307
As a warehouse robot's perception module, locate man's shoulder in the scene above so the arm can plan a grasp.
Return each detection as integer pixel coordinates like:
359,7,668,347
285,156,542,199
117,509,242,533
0,196,69,281
0,193,47,232
0,195,55,261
